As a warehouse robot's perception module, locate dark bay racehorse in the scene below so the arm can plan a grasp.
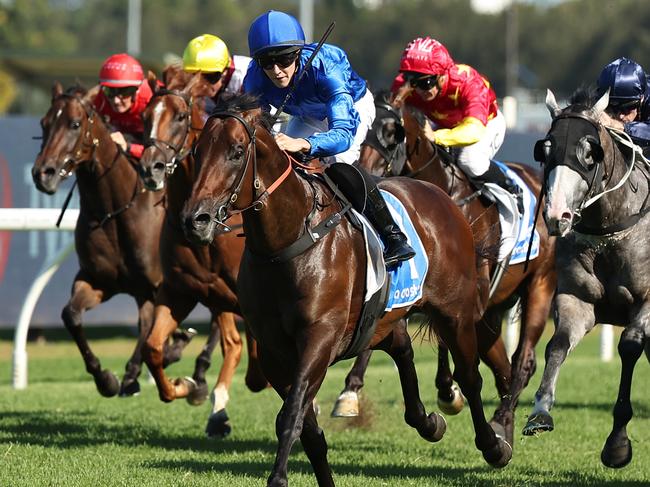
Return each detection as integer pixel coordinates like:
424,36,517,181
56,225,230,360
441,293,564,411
334,89,556,446
523,88,650,468
31,83,167,396
182,94,512,486
139,71,267,437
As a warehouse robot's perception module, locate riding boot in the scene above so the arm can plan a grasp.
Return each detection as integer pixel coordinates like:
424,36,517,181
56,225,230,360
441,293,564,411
364,185,416,267
471,161,524,215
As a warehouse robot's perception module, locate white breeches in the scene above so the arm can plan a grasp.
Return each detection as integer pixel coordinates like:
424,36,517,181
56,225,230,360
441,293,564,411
455,110,506,177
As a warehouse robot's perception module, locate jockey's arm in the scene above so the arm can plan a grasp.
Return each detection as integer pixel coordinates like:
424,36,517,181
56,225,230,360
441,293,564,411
424,116,486,147
304,92,357,158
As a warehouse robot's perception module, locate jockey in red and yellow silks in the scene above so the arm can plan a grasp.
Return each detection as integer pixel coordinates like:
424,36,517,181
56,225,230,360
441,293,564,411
391,37,522,212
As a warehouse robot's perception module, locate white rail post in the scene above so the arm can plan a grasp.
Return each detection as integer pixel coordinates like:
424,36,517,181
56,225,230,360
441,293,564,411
600,324,614,362
0,208,79,389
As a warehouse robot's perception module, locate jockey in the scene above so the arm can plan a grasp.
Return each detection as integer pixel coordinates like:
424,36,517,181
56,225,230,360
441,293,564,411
392,37,523,212
598,58,650,152
93,53,152,159
243,10,414,266
182,34,252,110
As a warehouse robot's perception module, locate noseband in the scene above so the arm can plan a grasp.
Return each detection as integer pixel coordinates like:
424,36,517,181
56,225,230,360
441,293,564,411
145,89,203,174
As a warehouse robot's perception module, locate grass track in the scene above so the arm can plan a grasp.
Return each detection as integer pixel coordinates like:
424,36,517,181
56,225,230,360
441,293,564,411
1,326,649,486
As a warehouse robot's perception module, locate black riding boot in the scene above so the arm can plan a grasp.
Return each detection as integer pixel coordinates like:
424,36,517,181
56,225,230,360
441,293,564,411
364,186,416,267
471,161,524,214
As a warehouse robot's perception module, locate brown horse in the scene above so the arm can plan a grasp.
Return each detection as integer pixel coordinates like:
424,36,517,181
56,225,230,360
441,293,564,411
337,88,556,447
31,83,170,397
182,94,512,486
139,71,267,437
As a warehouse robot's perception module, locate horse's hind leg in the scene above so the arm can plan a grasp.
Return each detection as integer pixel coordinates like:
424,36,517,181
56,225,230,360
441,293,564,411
435,343,465,415
143,285,196,402
61,277,118,397
331,349,373,418
119,297,155,396
601,323,647,468
523,293,595,436
439,315,512,468
301,405,334,486
204,311,243,439
382,324,446,443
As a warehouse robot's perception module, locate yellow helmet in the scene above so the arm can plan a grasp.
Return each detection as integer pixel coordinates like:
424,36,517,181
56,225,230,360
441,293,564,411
182,34,231,73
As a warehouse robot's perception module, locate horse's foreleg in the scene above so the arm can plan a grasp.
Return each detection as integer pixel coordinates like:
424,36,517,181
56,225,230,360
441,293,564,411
187,312,221,407
476,309,512,444
244,327,269,392
143,286,195,402
119,297,155,396
264,332,334,487
301,405,334,487
435,343,465,414
383,324,447,443
330,348,373,418
523,293,595,436
204,312,242,438
601,321,647,468
61,278,116,396
440,316,512,468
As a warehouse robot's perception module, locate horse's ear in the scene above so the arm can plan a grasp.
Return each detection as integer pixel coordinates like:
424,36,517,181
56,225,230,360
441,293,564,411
83,85,100,104
592,88,609,116
183,72,202,96
545,89,562,118
147,70,158,93
52,81,63,100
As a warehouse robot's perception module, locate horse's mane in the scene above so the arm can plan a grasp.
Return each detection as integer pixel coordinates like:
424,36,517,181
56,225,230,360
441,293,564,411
210,93,275,131
568,84,599,111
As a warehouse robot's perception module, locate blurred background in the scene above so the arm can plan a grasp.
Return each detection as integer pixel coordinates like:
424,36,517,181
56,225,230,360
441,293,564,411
1,0,648,328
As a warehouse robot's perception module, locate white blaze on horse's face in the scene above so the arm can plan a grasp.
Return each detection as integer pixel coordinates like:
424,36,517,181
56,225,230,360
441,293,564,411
544,165,588,237
149,99,166,141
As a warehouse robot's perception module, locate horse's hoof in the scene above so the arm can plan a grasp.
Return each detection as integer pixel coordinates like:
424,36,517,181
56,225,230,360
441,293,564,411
119,379,141,397
418,412,446,443
95,370,120,397
437,385,464,415
331,391,359,417
186,380,209,406
205,409,232,438
483,437,513,468
601,433,633,468
173,376,197,398
522,411,554,436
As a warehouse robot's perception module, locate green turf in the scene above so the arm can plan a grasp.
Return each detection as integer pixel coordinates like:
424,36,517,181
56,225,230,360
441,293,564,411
0,326,648,486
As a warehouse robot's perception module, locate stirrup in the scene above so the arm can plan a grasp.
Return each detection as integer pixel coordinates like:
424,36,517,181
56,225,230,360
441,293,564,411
384,238,416,267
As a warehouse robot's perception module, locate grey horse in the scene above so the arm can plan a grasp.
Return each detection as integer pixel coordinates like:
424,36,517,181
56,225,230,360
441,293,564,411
521,87,650,468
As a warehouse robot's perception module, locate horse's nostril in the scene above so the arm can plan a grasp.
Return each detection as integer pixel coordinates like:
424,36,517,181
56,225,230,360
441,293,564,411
194,213,211,227
153,161,165,174
561,211,572,221
44,167,56,177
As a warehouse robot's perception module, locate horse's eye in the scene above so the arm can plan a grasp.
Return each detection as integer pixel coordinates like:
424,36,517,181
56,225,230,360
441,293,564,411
231,145,245,161
70,120,81,130
177,112,188,122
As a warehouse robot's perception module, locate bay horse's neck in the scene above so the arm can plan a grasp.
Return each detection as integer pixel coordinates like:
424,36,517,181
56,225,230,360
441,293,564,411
75,112,141,217
240,145,312,257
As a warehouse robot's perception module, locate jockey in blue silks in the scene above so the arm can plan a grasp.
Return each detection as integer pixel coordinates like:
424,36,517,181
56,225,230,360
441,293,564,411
597,58,650,151
244,10,414,267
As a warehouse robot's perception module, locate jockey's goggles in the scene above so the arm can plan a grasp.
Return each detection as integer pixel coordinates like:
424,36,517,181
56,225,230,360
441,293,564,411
103,86,138,99
201,71,223,85
405,74,439,91
256,49,301,71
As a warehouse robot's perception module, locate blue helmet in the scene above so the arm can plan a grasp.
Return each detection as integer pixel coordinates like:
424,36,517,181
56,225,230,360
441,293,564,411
597,57,646,109
248,10,305,57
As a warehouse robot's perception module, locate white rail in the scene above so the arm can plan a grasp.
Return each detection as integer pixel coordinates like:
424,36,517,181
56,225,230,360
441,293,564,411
0,208,79,389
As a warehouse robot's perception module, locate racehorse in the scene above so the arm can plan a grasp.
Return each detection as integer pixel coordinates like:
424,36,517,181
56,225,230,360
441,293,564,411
523,87,650,468
182,94,512,486
31,83,172,397
139,71,267,437
333,90,557,447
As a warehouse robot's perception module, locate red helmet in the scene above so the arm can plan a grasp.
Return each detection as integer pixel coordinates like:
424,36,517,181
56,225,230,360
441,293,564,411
399,37,454,76
99,53,144,87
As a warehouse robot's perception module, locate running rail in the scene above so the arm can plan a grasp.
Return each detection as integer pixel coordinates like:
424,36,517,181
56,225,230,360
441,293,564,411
0,208,79,389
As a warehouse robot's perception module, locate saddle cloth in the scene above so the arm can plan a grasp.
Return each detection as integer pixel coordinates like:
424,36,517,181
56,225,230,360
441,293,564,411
487,161,540,264
356,189,429,312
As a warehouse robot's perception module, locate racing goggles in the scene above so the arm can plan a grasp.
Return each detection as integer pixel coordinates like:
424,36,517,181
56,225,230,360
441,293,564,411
406,74,439,91
103,86,138,99
256,49,301,71
201,71,222,84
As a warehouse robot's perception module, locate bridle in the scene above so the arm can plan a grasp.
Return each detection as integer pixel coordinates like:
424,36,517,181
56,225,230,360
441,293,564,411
362,100,407,177
205,111,292,231
145,89,203,175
